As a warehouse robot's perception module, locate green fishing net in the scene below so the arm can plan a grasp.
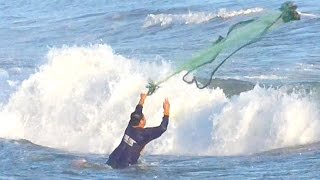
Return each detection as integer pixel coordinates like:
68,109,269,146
147,1,300,95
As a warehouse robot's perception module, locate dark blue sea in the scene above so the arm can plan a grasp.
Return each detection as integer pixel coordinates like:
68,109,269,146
0,0,319,179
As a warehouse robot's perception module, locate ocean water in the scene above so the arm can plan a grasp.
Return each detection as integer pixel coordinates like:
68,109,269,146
0,0,320,179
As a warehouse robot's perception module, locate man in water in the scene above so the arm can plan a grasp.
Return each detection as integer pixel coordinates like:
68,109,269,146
107,93,170,169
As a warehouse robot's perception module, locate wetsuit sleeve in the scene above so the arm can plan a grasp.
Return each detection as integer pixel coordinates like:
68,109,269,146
134,104,143,114
142,115,169,144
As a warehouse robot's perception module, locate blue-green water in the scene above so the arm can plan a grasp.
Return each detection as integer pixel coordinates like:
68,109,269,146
0,0,319,179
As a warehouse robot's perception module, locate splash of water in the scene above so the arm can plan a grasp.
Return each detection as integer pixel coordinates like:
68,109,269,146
0,44,319,156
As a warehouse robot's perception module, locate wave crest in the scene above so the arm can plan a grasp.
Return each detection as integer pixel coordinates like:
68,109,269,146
143,7,264,28
0,44,319,156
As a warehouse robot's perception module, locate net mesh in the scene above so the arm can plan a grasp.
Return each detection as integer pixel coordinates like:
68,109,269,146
147,1,300,95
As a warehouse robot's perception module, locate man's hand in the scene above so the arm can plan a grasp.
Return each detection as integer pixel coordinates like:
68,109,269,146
163,98,170,116
139,93,147,105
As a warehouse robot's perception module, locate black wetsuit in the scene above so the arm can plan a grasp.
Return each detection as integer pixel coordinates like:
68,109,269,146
106,104,169,169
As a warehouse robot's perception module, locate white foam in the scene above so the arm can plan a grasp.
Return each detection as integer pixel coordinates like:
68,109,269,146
0,44,223,154
0,44,319,156
243,75,288,80
7,80,19,87
298,11,319,18
143,7,264,28
209,86,320,155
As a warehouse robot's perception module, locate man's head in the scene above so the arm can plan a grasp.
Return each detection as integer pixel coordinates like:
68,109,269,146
130,112,146,128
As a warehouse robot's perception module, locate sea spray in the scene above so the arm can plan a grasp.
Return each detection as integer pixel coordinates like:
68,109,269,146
209,85,320,156
0,44,319,156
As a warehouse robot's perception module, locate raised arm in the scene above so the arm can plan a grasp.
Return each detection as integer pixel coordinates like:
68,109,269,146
133,93,147,114
139,93,147,106
142,98,170,144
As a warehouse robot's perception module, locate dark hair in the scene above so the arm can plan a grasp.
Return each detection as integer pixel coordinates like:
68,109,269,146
129,112,144,126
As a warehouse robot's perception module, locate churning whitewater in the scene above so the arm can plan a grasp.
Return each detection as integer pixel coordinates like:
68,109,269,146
0,44,319,156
